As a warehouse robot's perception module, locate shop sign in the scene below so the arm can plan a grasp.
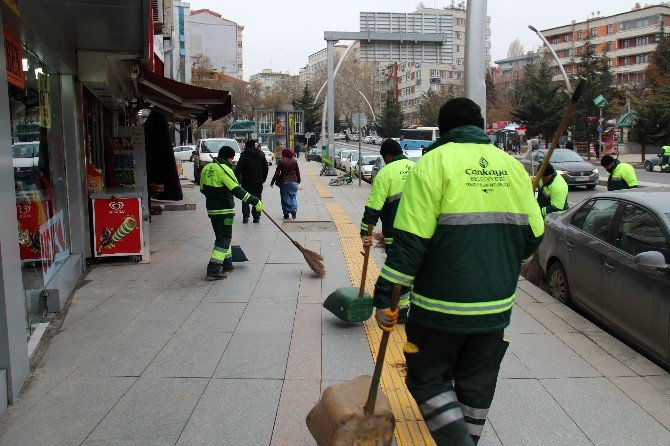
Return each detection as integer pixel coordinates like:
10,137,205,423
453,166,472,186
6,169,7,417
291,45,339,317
38,73,51,128
4,31,24,89
39,210,68,285
288,113,294,149
91,197,143,257
2,0,19,16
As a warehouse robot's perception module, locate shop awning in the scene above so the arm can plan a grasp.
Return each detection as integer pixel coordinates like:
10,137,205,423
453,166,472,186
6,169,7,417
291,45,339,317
137,68,232,125
616,111,639,128
227,120,256,134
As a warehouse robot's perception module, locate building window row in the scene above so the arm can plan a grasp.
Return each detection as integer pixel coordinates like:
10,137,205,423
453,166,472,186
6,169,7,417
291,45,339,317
619,15,659,31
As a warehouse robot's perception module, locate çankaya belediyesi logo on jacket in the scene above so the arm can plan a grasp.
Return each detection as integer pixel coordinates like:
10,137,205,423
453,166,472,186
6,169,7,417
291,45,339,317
465,157,509,176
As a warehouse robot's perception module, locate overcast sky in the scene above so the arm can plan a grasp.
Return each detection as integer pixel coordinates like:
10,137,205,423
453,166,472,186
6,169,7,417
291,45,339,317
188,0,651,79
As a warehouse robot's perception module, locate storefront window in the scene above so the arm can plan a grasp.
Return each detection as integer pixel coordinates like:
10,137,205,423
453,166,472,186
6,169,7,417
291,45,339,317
7,47,70,331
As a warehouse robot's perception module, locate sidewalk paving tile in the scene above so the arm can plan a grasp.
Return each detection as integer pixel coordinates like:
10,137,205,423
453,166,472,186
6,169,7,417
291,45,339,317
507,333,600,378
541,377,670,445
176,378,282,446
285,304,322,380
488,379,592,446
83,377,207,446
555,332,635,377
235,302,296,334
583,330,667,376
214,332,291,379
0,376,135,446
322,330,374,381
609,376,670,430
506,306,549,334
270,379,321,446
180,302,246,333
144,328,231,378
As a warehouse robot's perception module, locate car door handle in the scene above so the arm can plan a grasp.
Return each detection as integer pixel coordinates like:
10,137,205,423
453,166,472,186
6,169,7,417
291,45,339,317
603,262,615,272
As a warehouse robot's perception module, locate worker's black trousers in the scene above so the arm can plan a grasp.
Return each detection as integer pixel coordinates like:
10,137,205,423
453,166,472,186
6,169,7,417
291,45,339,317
404,320,508,446
207,217,233,276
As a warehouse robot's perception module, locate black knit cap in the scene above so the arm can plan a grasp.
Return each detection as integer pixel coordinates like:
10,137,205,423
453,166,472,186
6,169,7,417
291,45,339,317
601,154,615,167
245,139,256,150
543,162,555,176
438,97,485,134
380,138,402,156
218,146,236,160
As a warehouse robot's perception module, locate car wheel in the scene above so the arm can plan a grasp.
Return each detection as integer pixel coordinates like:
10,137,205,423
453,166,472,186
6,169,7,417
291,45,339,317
644,161,653,172
547,261,571,305
585,184,596,190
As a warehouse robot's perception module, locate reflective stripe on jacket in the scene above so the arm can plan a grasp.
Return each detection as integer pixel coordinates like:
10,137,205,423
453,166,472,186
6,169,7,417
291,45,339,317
607,160,638,191
538,173,569,217
360,155,414,243
374,125,544,333
200,159,259,216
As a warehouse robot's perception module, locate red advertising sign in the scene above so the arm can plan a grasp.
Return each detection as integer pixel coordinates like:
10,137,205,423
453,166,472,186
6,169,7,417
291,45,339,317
4,31,24,89
16,199,50,261
92,197,143,257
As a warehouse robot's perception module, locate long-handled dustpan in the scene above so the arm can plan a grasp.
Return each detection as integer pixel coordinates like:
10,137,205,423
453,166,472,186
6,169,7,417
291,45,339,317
322,226,374,322
307,284,401,445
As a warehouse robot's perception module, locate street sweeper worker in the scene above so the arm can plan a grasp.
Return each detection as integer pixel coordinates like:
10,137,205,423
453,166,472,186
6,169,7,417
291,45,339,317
360,138,415,321
536,163,569,217
601,154,638,191
200,145,263,281
660,145,670,171
373,98,544,446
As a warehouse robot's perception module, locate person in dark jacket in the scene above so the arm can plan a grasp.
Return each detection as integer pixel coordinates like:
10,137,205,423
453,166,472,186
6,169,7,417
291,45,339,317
235,140,269,223
271,148,301,219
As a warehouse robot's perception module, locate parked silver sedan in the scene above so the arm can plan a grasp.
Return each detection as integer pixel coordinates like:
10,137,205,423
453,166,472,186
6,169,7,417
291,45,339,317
539,188,670,367
519,149,599,189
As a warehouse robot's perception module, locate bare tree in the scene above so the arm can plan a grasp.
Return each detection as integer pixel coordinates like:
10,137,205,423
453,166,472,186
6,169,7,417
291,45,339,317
507,39,525,59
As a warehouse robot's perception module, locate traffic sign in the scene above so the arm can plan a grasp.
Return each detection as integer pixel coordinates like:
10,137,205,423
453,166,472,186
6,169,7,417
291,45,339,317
304,132,312,139
593,94,608,108
597,125,604,132
352,113,367,130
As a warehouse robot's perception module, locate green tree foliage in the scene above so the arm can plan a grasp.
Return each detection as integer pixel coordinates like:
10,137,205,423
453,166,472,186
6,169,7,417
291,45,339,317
633,87,670,160
292,85,322,135
418,87,454,127
572,29,614,143
511,59,565,146
375,93,403,137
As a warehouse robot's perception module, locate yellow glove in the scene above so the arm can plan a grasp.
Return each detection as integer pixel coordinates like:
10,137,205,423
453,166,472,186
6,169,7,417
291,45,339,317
375,307,399,332
255,201,264,212
530,175,536,183
362,235,372,248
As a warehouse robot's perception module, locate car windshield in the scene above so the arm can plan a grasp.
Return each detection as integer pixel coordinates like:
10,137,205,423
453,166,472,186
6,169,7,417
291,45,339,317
200,140,240,154
362,156,377,165
409,156,421,162
542,150,584,163
12,143,39,158
349,152,359,161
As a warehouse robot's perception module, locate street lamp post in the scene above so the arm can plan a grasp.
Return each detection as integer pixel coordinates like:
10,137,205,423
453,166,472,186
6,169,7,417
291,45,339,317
528,25,572,93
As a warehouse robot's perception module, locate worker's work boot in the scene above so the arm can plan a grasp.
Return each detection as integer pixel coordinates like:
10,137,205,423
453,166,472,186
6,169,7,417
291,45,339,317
222,264,235,273
206,271,228,281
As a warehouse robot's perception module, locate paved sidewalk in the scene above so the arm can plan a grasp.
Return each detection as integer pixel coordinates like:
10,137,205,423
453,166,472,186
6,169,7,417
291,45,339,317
0,158,668,445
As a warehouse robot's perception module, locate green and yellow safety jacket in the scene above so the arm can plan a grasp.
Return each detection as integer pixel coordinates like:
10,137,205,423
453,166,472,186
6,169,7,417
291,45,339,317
661,146,670,169
200,158,259,217
374,126,545,334
538,173,569,217
607,160,638,191
360,155,414,246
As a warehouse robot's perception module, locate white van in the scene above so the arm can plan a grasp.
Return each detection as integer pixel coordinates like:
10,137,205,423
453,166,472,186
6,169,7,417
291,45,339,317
193,138,241,184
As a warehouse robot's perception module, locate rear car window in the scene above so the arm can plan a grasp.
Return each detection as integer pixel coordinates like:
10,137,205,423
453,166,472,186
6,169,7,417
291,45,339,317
578,199,620,242
615,204,670,261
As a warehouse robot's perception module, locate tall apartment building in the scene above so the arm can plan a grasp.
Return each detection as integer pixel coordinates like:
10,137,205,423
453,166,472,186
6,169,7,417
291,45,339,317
540,5,670,87
250,69,291,89
189,9,244,79
376,7,491,125
492,52,542,90
164,1,192,83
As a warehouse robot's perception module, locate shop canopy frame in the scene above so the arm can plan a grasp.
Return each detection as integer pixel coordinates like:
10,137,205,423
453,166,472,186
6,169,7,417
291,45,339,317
137,67,232,126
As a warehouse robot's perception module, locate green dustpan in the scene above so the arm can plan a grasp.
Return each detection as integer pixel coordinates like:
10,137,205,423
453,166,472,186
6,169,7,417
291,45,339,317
323,228,374,322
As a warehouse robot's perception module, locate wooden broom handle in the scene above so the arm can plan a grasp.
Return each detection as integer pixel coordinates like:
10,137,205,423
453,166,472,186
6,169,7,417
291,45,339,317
359,226,374,299
364,284,401,417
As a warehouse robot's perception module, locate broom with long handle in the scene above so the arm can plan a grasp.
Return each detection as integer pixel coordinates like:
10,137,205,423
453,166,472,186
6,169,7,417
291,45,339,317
522,79,586,285
212,157,325,277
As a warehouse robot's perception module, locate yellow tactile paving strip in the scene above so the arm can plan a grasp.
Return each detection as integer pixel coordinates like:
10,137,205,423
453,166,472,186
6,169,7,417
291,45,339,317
304,165,333,198
324,202,435,446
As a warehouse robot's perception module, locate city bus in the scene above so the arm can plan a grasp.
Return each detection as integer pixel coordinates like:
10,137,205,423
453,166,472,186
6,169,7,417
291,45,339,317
397,127,439,151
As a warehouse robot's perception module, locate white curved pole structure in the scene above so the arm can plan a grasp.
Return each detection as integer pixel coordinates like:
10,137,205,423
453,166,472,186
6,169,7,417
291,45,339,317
319,40,357,150
529,25,572,93
357,90,376,122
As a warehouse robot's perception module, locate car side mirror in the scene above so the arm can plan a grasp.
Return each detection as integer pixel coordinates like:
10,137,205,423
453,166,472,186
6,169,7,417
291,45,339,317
634,251,669,272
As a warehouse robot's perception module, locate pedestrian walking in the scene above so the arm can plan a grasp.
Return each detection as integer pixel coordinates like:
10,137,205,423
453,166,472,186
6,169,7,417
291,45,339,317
271,148,301,219
200,146,263,281
536,163,569,217
601,154,638,190
373,98,544,446
565,139,574,151
235,140,269,223
295,143,301,158
360,138,414,321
